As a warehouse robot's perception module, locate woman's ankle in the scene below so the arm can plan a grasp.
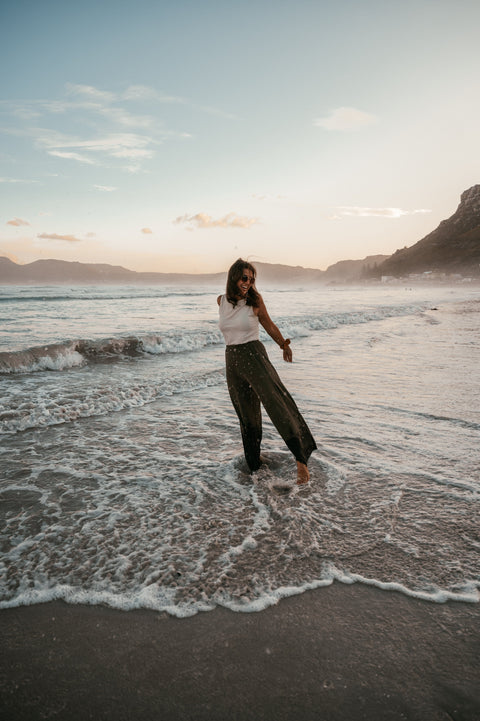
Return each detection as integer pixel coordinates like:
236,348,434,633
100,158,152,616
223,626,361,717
296,461,309,484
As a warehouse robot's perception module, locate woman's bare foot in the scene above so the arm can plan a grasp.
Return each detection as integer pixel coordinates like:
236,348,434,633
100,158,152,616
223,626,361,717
296,461,309,485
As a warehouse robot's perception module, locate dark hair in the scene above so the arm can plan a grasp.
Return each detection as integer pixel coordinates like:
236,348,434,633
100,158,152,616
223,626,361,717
226,258,261,307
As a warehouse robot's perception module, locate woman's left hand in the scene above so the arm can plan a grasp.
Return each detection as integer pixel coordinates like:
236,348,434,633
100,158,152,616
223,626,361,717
283,344,292,363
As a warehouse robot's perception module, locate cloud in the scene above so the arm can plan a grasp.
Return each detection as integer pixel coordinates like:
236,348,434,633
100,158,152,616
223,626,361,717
7,217,31,226
0,177,38,184
38,130,156,167
99,107,153,128
314,107,377,131
37,232,82,242
122,85,185,104
66,83,231,119
141,227,153,234
1,91,157,172
48,150,98,164
41,96,153,129
66,83,116,103
122,85,160,101
1,83,231,175
195,104,237,120
252,193,287,202
109,146,154,160
60,84,183,128
336,206,432,218
15,107,43,121
40,131,149,153
93,185,117,192
174,212,260,230
67,83,185,106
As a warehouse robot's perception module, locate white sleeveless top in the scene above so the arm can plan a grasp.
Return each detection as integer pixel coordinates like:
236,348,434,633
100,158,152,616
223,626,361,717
218,294,259,345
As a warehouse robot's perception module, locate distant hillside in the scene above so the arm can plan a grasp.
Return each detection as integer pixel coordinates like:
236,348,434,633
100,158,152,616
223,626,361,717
254,262,324,284
323,254,390,283
0,257,222,285
373,185,480,278
0,257,326,286
0,257,140,284
3,253,401,286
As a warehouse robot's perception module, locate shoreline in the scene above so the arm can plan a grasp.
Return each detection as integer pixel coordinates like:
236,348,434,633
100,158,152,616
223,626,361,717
1,582,479,720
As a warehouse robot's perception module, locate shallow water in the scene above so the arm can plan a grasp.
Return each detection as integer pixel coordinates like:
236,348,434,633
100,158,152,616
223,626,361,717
0,283,479,615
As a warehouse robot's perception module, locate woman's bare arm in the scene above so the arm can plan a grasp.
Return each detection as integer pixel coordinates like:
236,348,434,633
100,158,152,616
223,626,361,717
256,296,292,362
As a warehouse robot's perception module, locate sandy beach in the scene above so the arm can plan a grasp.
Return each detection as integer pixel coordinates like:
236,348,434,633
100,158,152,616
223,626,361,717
1,583,478,721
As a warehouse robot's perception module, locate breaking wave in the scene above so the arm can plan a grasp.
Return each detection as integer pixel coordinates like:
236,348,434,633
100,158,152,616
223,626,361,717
0,332,224,374
0,303,429,375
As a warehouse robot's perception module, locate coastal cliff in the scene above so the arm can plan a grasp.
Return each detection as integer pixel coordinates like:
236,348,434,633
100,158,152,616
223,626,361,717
373,185,480,278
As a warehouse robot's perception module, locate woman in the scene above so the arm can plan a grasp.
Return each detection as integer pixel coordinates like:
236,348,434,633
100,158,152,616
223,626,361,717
217,258,316,484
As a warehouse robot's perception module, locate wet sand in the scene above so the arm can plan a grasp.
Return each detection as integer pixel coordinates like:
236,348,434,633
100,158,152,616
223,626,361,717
1,583,479,720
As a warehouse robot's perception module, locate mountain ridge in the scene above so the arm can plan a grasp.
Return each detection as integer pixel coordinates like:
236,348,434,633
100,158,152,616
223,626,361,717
0,255,389,285
373,184,480,278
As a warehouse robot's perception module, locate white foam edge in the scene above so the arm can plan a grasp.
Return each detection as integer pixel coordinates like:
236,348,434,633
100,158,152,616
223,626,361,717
217,568,480,612
322,564,480,605
0,584,215,618
2,569,477,618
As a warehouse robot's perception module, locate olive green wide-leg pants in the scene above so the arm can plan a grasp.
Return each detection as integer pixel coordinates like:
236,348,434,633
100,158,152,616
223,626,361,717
225,340,317,472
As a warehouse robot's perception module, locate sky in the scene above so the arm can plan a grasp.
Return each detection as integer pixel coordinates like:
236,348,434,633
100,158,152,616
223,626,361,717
1,0,479,274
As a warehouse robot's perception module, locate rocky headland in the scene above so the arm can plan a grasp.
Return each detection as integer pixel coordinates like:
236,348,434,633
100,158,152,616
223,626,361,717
372,184,480,280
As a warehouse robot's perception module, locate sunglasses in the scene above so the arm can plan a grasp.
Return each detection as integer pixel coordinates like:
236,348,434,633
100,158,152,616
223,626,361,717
241,274,254,283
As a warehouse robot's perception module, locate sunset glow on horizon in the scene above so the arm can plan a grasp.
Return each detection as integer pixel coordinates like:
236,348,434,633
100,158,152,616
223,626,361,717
1,0,479,274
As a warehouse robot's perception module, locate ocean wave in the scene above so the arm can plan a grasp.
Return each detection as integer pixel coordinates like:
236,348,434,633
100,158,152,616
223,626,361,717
0,342,86,374
0,303,429,375
0,289,218,304
0,331,224,374
0,368,225,434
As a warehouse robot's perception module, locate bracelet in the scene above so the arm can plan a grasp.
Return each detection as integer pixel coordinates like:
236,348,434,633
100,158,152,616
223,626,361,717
280,338,291,349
